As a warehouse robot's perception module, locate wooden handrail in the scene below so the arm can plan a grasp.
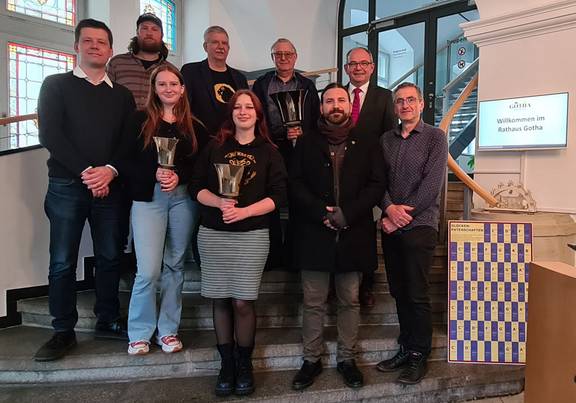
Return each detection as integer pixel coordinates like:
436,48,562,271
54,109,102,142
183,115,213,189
0,113,37,126
247,67,338,86
439,74,499,207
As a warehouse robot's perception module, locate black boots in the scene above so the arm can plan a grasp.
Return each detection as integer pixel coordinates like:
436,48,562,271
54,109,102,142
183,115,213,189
235,345,255,395
215,343,235,396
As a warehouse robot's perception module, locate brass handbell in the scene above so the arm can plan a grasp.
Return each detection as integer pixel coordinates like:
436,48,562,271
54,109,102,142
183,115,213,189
214,163,244,199
153,137,179,169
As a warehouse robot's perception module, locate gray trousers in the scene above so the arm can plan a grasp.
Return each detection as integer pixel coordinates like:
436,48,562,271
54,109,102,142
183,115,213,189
301,270,362,363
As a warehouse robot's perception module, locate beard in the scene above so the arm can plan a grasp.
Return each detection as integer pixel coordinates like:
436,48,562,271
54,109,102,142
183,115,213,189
324,108,350,125
138,38,163,53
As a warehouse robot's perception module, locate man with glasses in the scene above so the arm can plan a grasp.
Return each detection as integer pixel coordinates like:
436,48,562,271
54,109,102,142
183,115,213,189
343,47,396,307
253,38,319,162
376,82,447,385
253,39,320,271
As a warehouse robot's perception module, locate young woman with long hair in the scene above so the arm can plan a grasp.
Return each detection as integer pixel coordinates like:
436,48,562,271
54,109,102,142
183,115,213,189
189,90,287,396
119,64,208,355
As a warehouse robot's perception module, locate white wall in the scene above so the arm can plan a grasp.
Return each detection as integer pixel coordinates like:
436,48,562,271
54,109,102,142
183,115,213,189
463,0,576,214
182,0,339,72
0,150,92,317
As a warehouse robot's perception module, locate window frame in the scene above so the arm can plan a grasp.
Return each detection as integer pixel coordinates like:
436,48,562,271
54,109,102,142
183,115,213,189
0,0,84,155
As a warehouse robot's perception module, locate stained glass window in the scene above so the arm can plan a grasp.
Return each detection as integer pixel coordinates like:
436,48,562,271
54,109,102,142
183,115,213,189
6,0,76,26
140,0,177,52
5,43,75,149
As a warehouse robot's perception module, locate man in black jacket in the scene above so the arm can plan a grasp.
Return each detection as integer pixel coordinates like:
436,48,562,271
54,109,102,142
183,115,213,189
252,38,320,163
34,19,135,362
344,47,397,307
290,84,386,391
252,38,320,271
180,26,248,135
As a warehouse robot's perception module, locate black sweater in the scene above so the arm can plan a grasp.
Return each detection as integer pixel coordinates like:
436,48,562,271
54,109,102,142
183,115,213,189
189,136,288,232
38,71,135,178
117,111,210,202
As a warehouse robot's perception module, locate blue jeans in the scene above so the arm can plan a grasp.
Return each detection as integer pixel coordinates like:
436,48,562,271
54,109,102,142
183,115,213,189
44,177,123,332
128,184,197,342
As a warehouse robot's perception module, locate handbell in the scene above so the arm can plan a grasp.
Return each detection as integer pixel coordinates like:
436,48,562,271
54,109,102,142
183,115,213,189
270,89,308,128
214,163,244,199
153,137,179,169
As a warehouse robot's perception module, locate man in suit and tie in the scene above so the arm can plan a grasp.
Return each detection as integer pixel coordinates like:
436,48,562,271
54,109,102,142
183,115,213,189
181,26,249,134
344,47,396,307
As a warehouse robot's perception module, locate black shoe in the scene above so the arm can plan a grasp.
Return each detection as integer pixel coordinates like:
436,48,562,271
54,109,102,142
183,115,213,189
235,345,255,396
215,344,235,397
337,359,364,389
94,318,128,340
376,346,410,372
359,288,375,308
34,331,77,362
292,360,322,391
396,351,428,385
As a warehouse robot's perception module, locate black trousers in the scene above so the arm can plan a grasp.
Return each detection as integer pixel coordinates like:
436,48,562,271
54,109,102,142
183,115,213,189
381,226,437,356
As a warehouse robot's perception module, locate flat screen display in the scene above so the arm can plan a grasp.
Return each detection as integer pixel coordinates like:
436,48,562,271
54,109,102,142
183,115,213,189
477,92,568,150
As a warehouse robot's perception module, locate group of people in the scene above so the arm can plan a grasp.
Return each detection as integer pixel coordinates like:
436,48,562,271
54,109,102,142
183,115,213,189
33,12,448,397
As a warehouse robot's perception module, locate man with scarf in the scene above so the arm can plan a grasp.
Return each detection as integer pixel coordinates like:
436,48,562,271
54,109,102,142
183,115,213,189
289,83,386,390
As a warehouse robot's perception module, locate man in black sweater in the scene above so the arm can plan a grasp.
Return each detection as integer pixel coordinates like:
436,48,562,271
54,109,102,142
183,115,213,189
34,19,136,362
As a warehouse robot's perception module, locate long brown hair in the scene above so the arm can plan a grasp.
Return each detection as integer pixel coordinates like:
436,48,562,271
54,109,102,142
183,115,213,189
215,89,274,146
141,64,198,152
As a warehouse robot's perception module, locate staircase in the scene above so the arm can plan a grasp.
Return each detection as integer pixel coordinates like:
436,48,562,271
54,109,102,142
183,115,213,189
0,182,524,401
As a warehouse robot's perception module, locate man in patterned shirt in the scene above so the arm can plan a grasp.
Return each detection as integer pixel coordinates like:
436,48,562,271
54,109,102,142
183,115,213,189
376,82,448,385
107,13,174,110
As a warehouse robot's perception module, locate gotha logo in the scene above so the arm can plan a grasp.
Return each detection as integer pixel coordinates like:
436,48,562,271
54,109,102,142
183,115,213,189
509,101,531,110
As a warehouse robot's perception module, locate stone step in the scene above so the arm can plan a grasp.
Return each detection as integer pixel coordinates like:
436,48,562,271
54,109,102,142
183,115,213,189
0,338,524,402
176,269,449,294
0,324,448,384
18,290,448,331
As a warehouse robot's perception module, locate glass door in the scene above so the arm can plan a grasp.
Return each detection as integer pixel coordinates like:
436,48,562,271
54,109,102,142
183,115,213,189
372,2,478,125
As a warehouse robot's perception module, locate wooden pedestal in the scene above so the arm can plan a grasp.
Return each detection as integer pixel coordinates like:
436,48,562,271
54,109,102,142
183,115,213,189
525,261,576,403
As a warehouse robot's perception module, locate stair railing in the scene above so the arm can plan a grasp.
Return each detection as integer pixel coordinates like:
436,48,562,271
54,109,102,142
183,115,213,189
439,74,498,207
442,57,479,114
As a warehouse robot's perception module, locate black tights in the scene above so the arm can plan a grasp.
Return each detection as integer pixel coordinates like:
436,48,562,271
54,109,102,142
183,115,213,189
213,298,256,347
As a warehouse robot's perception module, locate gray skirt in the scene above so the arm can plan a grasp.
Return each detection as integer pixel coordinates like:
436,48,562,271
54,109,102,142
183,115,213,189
198,226,270,300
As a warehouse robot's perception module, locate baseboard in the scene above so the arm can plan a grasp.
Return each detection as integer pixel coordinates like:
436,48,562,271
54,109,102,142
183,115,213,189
0,256,96,329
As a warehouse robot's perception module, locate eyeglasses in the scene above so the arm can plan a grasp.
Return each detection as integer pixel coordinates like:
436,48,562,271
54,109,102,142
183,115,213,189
272,51,295,59
346,61,373,69
394,97,420,106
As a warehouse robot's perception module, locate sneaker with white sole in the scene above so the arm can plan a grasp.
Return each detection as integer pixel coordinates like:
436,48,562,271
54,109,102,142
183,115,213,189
128,340,150,355
157,335,183,353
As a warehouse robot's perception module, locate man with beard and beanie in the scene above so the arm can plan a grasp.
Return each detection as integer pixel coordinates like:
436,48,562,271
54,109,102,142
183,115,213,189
290,83,386,390
107,13,174,110
181,26,249,135
375,82,447,385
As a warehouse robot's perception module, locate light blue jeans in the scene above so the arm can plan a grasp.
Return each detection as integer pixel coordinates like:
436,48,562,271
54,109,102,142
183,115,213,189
128,183,197,342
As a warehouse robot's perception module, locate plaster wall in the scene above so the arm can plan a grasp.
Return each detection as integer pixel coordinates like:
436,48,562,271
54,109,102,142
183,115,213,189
464,0,576,214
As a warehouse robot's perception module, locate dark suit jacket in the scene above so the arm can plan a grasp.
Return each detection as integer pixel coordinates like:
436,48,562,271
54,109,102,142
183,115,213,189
290,128,386,273
180,59,249,135
252,71,320,165
348,83,396,139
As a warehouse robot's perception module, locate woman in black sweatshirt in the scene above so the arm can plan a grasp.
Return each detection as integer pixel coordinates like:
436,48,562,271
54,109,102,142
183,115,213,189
189,90,287,396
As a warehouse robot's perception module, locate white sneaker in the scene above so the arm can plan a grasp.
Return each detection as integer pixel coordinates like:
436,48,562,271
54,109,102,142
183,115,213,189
157,335,183,353
128,340,150,355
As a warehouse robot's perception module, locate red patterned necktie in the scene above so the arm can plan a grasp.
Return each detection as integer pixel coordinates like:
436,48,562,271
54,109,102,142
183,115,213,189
351,87,362,124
